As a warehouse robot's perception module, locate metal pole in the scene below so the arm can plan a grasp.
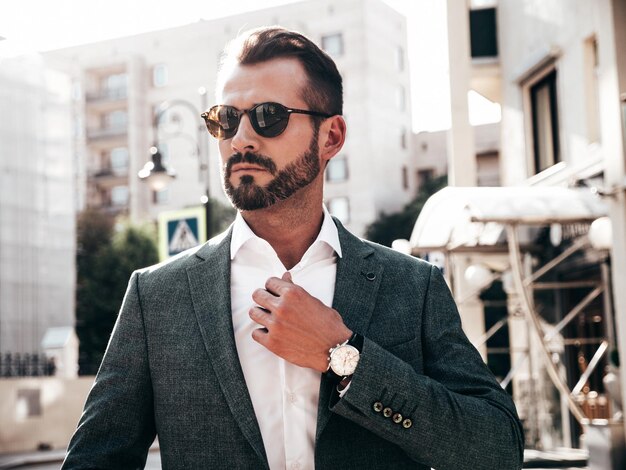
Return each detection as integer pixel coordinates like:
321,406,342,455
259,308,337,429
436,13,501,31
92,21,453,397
198,87,212,240
601,260,617,352
506,224,588,424
150,93,213,241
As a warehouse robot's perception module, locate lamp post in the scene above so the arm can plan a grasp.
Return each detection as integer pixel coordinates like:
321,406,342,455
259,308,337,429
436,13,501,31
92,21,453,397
138,88,213,238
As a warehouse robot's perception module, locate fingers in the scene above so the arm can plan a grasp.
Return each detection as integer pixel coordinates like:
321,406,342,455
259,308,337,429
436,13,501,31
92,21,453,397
265,275,295,296
249,305,271,327
252,287,278,308
251,327,269,345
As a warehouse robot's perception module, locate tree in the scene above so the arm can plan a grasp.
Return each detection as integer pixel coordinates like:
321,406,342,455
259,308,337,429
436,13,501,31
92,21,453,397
365,175,448,247
207,197,237,237
76,210,158,375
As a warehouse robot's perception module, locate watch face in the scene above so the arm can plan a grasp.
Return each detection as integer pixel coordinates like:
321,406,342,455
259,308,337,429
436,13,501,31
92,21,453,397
330,344,360,376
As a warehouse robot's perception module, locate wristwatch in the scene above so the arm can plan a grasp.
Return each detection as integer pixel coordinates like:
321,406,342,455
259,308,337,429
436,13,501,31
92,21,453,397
326,333,363,379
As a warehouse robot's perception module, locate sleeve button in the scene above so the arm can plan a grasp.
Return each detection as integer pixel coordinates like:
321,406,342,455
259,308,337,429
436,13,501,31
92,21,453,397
402,418,413,429
373,401,383,413
383,407,393,418
392,412,403,424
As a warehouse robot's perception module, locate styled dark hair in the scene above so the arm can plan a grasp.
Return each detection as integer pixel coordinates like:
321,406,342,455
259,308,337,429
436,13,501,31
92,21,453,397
221,27,343,117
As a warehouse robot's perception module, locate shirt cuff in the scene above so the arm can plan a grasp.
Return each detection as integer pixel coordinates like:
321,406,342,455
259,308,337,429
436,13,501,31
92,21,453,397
337,378,352,398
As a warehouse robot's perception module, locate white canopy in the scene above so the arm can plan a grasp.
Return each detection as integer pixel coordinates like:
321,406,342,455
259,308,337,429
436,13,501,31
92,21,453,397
409,186,607,250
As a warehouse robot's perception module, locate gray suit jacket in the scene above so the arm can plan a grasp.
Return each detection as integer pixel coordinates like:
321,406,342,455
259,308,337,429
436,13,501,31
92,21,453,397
63,220,523,469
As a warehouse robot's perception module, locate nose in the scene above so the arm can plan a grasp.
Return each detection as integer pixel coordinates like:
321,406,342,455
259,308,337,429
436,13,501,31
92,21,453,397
230,112,260,154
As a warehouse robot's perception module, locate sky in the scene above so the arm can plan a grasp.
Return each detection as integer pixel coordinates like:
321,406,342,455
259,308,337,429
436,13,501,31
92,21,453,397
0,0,499,132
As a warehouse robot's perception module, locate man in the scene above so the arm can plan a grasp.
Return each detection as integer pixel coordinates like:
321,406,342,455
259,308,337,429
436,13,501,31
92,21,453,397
63,27,523,469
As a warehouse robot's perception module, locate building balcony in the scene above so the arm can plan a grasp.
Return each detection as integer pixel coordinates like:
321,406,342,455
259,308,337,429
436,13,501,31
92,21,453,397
88,167,128,187
88,201,129,216
86,125,127,141
86,87,127,102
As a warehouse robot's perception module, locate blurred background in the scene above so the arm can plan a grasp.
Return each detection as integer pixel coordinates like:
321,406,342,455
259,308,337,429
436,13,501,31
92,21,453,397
1,0,625,468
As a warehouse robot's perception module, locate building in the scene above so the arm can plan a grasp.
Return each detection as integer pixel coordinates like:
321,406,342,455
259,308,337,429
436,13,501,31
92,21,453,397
411,122,501,189
0,53,76,356
45,0,413,237
409,0,626,461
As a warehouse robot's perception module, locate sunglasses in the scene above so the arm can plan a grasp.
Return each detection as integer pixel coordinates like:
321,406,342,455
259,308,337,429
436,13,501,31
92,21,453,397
201,102,333,140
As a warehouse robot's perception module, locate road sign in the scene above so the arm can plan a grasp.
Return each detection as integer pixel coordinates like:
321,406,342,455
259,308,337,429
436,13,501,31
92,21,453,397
158,206,206,261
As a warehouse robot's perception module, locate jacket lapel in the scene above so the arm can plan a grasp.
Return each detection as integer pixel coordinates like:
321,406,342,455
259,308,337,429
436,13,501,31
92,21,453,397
316,220,383,441
186,230,269,469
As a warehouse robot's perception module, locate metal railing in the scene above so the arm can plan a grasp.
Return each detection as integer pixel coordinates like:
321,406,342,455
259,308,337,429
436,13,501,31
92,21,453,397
0,353,57,377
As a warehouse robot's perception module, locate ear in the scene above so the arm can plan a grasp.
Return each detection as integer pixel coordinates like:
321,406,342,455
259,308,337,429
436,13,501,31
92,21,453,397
319,115,346,163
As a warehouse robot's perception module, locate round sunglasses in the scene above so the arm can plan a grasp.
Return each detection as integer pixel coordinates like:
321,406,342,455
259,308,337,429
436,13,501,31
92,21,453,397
201,102,333,140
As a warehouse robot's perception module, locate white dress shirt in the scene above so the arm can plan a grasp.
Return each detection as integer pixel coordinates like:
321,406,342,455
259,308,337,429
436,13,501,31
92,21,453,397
230,207,342,470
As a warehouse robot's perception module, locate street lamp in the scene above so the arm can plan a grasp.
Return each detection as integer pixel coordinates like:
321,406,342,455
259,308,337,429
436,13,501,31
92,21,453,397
138,146,176,190
138,88,213,237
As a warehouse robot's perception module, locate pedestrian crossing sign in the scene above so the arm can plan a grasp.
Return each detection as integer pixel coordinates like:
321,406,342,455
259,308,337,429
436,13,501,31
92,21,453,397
158,206,207,261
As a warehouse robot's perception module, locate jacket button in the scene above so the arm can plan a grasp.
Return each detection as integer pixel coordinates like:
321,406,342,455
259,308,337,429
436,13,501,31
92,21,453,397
402,418,413,429
383,407,393,418
366,272,376,281
392,412,403,424
373,402,383,413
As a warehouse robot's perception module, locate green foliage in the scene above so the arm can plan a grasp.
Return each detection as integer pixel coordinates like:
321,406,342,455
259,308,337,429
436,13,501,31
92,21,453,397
207,198,237,238
75,210,158,375
365,175,448,247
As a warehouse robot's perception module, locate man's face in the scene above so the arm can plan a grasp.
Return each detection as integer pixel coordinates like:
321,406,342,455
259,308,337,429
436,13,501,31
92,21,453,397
216,58,324,211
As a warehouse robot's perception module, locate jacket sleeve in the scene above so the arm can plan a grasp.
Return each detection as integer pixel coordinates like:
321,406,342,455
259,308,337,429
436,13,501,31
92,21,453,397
62,271,156,470
329,264,524,470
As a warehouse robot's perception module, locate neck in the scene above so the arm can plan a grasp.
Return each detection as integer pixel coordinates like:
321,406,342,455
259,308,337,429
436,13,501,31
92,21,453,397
240,184,324,270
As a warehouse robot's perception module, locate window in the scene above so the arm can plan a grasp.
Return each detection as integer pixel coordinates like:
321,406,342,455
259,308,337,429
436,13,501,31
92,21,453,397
153,188,169,204
396,46,405,72
111,185,129,206
402,166,409,190
104,110,128,130
469,8,498,59
153,64,168,87
71,81,82,101
396,85,406,111
417,169,434,188
328,197,350,223
110,147,129,175
17,389,41,417
321,33,343,56
400,128,407,149
530,69,560,173
103,73,127,99
326,156,348,182
583,36,600,143
73,116,83,138
158,142,170,166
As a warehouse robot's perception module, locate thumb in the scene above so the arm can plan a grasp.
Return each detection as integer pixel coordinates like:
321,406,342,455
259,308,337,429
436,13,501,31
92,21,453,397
282,271,293,283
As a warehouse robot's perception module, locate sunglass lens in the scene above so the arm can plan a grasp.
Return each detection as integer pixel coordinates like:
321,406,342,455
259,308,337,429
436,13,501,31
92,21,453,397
206,105,238,140
252,103,290,137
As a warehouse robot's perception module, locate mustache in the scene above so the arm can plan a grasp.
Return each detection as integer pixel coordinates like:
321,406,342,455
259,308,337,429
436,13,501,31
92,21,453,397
225,152,277,176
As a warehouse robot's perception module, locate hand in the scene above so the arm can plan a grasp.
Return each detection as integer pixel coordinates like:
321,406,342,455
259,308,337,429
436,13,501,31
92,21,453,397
249,272,352,372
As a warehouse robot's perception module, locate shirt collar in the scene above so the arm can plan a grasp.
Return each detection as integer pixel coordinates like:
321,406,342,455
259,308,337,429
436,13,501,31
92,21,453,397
230,205,342,261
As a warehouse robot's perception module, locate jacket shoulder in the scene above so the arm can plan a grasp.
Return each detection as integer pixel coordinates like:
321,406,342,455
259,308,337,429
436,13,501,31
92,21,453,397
361,238,434,273
135,227,231,280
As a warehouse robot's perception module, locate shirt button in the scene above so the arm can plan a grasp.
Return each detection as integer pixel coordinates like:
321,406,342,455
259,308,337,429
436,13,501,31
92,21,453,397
291,461,301,470
402,418,413,429
383,407,393,418
288,392,297,404
373,401,383,413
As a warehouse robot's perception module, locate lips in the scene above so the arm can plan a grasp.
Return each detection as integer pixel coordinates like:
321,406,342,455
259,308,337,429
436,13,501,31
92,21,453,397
232,164,267,173
226,152,278,178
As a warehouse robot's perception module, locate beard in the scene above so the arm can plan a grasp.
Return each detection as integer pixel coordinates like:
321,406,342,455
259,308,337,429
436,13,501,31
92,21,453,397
222,131,321,211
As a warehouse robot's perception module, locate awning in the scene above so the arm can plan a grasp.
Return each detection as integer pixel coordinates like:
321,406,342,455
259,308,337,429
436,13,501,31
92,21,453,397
409,186,607,251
